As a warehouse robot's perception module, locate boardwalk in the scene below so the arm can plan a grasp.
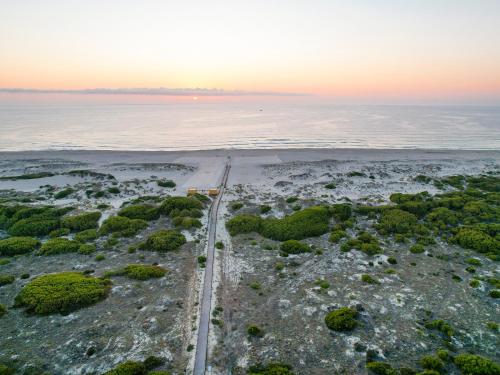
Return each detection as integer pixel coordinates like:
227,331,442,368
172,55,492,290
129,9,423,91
193,160,231,375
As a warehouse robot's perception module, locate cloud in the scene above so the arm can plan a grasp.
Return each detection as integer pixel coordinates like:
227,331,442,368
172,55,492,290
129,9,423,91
0,87,308,97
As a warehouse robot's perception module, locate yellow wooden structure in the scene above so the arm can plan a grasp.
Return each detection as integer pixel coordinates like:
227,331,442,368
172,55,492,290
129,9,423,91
208,188,220,197
187,188,198,196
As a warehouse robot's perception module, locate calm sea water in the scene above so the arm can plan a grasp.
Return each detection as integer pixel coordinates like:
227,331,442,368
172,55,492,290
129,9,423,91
0,103,499,151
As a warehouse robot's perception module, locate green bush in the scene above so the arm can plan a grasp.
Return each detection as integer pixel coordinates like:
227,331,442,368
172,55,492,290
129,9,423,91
0,236,40,256
14,272,111,314
172,216,202,229
78,243,96,255
120,264,167,280
54,188,75,199
99,216,148,237
0,303,6,317
0,364,15,375
465,258,482,266
329,229,346,243
248,362,294,375
231,202,243,210
330,204,352,221
280,240,310,254
39,238,81,255
103,361,147,375
410,244,425,254
226,214,263,236
260,206,331,241
426,207,458,227
454,228,498,254
143,230,186,252
215,241,224,249
157,179,176,188
260,205,272,214
62,211,101,231
366,361,395,375
75,228,98,243
324,306,358,331
143,355,165,370
49,227,71,238
0,274,15,286
8,217,60,237
419,355,444,372
118,205,159,221
454,353,500,375
387,256,397,264
247,324,264,337
95,254,105,261
490,290,500,298
377,209,418,235
159,196,203,215
425,319,453,337
361,274,379,284
325,182,336,189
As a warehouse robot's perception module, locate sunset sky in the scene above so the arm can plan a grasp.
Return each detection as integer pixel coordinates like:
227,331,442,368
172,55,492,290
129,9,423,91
1,0,500,104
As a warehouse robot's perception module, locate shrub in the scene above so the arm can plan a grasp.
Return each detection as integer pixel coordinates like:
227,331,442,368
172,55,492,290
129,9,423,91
0,259,9,265
157,179,176,188
330,204,352,221
466,258,482,266
54,188,75,199
454,228,498,254
469,279,480,288
95,254,105,261
62,211,101,231
436,349,449,362
8,218,60,237
118,205,159,221
99,216,148,237
366,362,395,375
215,241,224,249
78,243,96,255
325,182,336,189
0,274,15,286
361,274,379,284
143,230,186,252
159,196,203,215
143,355,165,370
249,281,261,290
39,238,80,255
425,319,453,337
226,215,262,236
426,207,458,227
260,205,272,214
324,307,358,331
172,216,202,229
286,196,298,203
14,272,111,314
103,361,147,375
410,244,425,254
329,229,346,243
122,264,167,280
387,256,397,264
0,236,40,256
49,227,71,238
419,355,444,372
231,202,243,210
280,240,310,254
261,206,331,241
454,353,500,375
489,290,500,298
376,209,418,235
248,363,294,375
75,229,98,243
0,303,6,317
247,324,264,337
107,187,120,194
0,364,15,375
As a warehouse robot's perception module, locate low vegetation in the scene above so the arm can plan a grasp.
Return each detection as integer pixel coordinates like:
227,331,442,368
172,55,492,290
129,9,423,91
0,236,40,256
141,230,186,252
106,264,167,280
324,306,358,331
61,211,101,231
99,216,148,237
39,238,81,255
14,272,111,314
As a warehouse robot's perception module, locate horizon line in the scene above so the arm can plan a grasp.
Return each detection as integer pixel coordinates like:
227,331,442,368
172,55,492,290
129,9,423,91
0,87,310,97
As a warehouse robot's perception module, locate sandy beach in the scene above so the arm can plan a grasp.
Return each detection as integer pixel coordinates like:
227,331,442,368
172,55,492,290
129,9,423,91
0,148,499,374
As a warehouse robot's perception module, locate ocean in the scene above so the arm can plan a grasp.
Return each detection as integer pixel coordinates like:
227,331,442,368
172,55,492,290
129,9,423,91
0,103,498,151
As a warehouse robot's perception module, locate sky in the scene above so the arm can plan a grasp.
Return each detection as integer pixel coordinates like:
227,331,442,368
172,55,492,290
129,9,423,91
1,0,500,104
